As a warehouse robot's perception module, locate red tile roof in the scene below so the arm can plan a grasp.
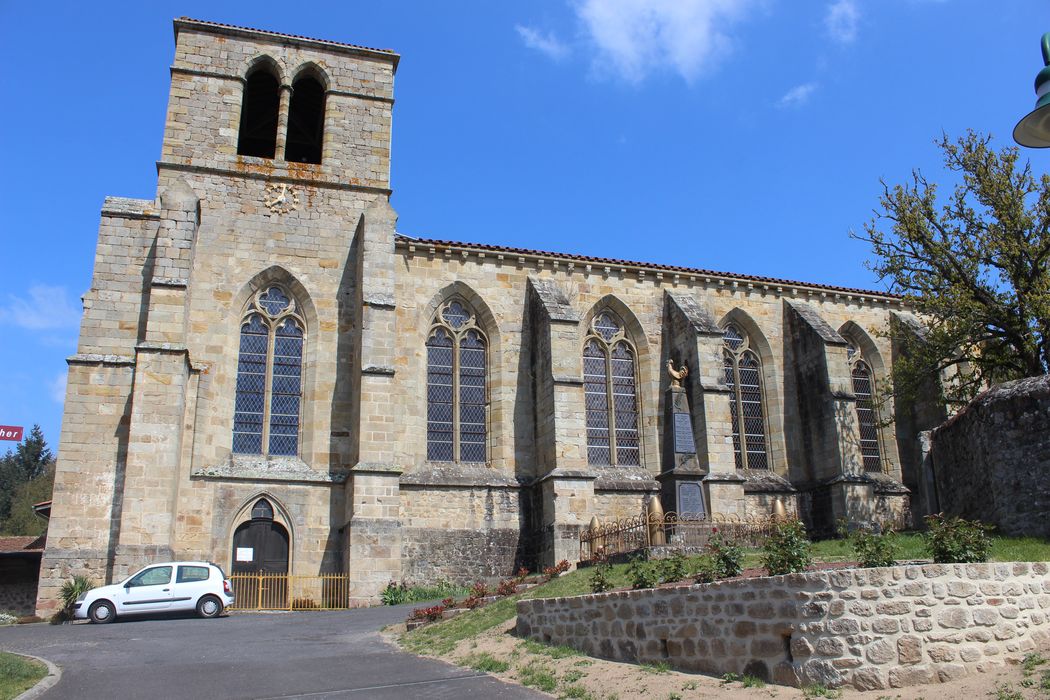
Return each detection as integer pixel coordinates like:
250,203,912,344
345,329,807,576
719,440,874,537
175,18,399,59
0,535,45,554
395,234,904,301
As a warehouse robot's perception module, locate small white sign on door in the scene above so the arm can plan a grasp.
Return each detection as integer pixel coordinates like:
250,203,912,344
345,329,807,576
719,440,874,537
236,547,254,562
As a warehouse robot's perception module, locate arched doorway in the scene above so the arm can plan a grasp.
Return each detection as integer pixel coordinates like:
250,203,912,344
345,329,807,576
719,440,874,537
231,499,290,608
232,498,290,574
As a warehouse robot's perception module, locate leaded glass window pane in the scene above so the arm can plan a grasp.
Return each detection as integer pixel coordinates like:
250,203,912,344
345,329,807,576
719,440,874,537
724,324,744,351
611,342,640,466
584,339,611,465
723,326,769,470
852,361,882,472
459,330,487,463
724,352,743,469
426,328,455,461
258,286,291,316
442,301,469,329
268,317,303,456
233,314,268,454
593,313,620,342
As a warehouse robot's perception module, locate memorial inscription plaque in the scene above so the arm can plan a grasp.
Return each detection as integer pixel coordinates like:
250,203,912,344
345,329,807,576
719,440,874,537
673,413,696,454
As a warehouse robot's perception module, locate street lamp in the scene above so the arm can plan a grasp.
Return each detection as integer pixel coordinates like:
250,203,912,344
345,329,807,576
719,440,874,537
1014,33,1050,148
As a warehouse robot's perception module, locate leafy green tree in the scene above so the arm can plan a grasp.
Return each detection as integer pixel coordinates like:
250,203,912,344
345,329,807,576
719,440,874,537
0,425,54,523
0,464,54,536
854,131,1049,407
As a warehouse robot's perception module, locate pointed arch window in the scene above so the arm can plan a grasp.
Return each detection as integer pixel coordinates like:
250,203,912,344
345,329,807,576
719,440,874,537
723,323,769,470
285,72,326,164
584,311,641,466
237,63,280,158
233,285,305,457
426,300,487,462
250,498,274,520
847,343,882,472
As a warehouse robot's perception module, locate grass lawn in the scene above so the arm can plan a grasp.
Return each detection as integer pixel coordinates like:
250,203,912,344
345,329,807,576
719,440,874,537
401,532,1050,657
0,652,47,700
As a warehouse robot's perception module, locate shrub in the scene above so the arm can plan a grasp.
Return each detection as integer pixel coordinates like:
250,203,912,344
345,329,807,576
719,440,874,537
515,566,530,582
542,560,571,581
0,612,17,626
52,574,95,624
708,528,744,578
659,553,688,583
693,557,718,584
849,527,898,568
627,557,660,590
763,520,812,576
924,514,992,563
496,579,518,597
381,580,409,606
462,595,482,610
441,597,456,607
590,559,614,593
469,581,488,598
410,604,445,622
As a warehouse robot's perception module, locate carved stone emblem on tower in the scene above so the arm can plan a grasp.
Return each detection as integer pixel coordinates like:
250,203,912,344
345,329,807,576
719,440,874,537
264,182,300,215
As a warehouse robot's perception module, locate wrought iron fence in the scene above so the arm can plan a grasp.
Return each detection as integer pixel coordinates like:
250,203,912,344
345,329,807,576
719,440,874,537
228,573,355,611
579,512,789,563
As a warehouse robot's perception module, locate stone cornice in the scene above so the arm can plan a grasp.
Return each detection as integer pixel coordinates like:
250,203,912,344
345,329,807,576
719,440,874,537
398,236,909,308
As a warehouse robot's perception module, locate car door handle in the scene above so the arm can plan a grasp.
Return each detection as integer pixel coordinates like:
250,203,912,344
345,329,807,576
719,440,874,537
162,588,170,591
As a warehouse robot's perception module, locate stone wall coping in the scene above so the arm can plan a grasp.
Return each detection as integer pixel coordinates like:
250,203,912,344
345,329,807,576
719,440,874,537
665,290,722,336
519,561,1050,610
151,277,189,288
537,468,600,484
594,467,661,492
361,364,396,376
101,196,159,220
785,299,849,346
350,462,404,475
193,455,347,484
400,465,521,489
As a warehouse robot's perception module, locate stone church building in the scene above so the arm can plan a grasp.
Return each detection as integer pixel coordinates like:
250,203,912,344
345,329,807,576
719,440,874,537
37,18,937,611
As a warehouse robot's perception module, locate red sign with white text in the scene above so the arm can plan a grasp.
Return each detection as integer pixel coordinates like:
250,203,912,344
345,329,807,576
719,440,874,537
0,426,24,441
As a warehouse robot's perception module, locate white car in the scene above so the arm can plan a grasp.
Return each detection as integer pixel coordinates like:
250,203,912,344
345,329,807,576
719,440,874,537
73,561,235,623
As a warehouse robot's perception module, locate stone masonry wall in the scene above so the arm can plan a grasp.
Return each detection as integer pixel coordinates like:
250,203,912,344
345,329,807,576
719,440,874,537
517,563,1050,691
931,375,1050,537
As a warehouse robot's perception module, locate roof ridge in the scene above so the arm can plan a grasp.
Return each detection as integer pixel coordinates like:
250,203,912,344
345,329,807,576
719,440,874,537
175,17,398,57
395,234,903,300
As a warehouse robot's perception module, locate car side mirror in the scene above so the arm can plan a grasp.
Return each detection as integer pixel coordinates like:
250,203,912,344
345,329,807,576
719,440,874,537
124,582,132,589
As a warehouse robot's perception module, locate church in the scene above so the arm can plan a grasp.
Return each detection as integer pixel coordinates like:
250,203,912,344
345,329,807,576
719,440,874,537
37,18,939,612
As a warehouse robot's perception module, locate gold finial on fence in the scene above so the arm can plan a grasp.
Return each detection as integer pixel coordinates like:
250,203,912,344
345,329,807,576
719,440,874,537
773,497,787,520
646,496,666,546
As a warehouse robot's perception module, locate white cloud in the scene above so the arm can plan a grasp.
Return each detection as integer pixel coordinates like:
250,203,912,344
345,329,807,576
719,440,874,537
0,285,81,330
516,25,571,60
825,0,859,44
574,0,757,83
778,82,819,108
49,372,67,404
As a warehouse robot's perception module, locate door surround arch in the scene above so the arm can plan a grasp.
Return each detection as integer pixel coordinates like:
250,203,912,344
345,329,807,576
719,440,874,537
226,492,296,574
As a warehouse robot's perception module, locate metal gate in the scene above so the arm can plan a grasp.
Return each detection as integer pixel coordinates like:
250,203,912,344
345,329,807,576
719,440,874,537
229,573,355,610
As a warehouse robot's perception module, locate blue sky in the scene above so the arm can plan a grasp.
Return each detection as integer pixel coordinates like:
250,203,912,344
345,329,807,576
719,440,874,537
0,0,1045,453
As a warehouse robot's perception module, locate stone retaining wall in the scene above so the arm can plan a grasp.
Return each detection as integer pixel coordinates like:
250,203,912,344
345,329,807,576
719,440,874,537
931,375,1050,537
516,563,1050,690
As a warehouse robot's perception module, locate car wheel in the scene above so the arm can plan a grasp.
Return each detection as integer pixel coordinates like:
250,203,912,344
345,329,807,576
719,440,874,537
88,600,115,624
196,595,223,619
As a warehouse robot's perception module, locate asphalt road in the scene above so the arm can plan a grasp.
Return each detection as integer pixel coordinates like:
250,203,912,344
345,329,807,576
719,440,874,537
0,604,546,699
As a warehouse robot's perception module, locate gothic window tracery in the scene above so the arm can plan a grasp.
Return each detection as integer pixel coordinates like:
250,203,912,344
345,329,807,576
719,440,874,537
426,299,487,463
233,285,305,457
722,323,769,470
847,342,883,472
584,311,641,467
